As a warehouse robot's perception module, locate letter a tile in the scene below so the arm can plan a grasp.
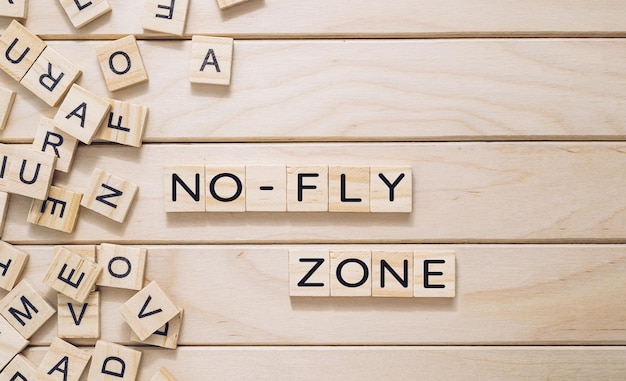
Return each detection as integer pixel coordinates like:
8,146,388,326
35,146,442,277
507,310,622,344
119,281,179,341
42,246,102,303
0,279,55,339
88,341,141,381
81,168,139,223
189,36,233,85
27,185,83,233
35,337,91,381
95,36,148,91
0,20,46,81
59,0,112,28
53,84,110,144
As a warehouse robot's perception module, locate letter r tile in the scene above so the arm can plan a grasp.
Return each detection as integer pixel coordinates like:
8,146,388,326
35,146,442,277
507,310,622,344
20,46,82,107
119,281,179,341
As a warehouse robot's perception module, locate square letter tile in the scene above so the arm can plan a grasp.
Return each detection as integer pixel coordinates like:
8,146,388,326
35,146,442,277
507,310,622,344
289,249,329,297
97,99,148,147
52,84,110,144
371,250,413,297
330,250,371,297
87,341,141,381
0,279,55,339
95,36,148,91
32,117,79,173
141,0,190,36
0,315,29,369
370,166,412,213
130,308,183,349
0,20,46,81
96,243,147,290
329,166,370,212
59,0,111,28
42,246,102,303
245,165,286,212
80,168,139,223
414,251,456,298
286,166,328,212
27,185,83,233
205,166,245,212
189,36,233,85
0,240,28,292
57,291,100,339
35,337,91,381
163,166,206,212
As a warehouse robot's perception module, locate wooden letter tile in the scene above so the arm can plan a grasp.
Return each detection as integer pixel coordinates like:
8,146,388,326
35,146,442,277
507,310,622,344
131,308,183,349
88,341,141,381
216,0,249,10
0,0,28,19
287,166,328,212
57,291,100,339
80,168,139,223
245,165,286,212
95,36,148,91
0,87,15,131
32,117,79,173
60,245,96,262
0,191,7,238
97,98,148,147
413,251,456,298
150,367,178,381
328,166,370,212
118,281,179,341
0,20,46,81
52,84,110,144
35,337,91,381
205,166,245,212
164,166,206,212
0,144,56,200
20,46,82,107
0,240,29,291
289,249,330,297
189,36,233,86
370,166,412,213
27,185,83,233
97,243,147,290
0,315,29,370
330,250,371,297
59,0,111,28
0,279,55,339
2,354,36,381
42,246,102,303
141,0,190,36
372,250,413,297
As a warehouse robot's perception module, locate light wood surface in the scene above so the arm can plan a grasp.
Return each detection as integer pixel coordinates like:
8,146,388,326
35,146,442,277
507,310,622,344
2,142,626,243
3,244,624,346
3,1,626,38
21,346,626,380
1,40,626,142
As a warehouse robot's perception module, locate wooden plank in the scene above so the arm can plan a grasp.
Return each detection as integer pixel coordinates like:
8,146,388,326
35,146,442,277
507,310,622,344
7,244,626,346
3,1,626,38
2,142,626,243
1,40,626,142
22,346,626,380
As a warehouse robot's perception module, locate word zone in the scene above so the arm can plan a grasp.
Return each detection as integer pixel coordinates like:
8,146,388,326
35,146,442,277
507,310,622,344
165,165,412,213
290,250,456,297
0,242,183,380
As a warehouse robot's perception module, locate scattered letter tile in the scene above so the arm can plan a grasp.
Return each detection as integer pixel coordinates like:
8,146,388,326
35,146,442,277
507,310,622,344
57,291,100,339
80,168,139,223
189,36,233,86
95,36,148,91
59,0,111,28
0,240,28,291
20,46,82,107
35,337,91,381
97,98,148,147
53,84,110,144
32,117,79,173
118,280,179,341
97,243,147,290
88,340,142,381
27,185,83,233
42,246,102,303
131,308,183,349
0,20,46,81
0,279,55,339
141,0,190,36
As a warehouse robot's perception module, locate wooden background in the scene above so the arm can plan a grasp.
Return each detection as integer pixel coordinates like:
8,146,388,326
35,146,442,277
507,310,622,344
1,1,626,379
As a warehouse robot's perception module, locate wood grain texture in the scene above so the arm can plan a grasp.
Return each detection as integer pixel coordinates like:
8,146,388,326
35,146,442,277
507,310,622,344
21,346,626,380
3,142,626,244
6,244,626,346
3,1,626,38
1,40,626,142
